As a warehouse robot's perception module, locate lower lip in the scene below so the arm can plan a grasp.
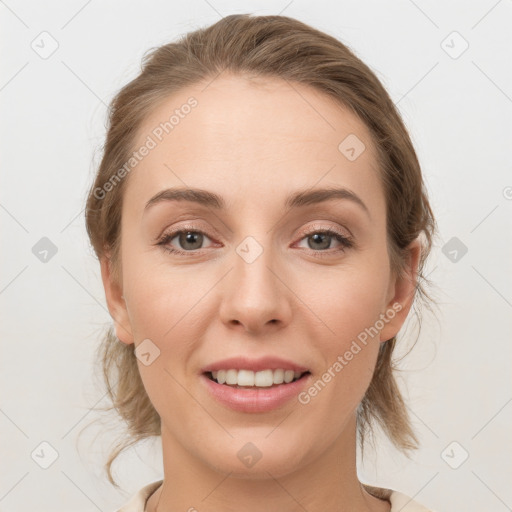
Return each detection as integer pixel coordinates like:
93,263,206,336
200,373,311,413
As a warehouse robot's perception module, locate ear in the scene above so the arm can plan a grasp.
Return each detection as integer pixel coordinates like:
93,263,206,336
379,237,422,343
100,254,134,345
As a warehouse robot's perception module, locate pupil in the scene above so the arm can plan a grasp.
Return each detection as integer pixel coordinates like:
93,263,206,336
180,231,202,250
309,233,329,250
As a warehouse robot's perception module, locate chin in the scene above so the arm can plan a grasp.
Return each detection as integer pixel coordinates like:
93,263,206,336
198,437,310,480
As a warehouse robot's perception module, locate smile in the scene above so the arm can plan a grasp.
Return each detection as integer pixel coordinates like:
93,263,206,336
201,370,312,413
207,368,309,388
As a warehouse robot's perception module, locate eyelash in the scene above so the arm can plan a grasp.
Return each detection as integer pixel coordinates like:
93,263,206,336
155,225,354,259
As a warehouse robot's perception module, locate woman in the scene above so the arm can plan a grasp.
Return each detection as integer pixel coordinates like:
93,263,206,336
85,14,438,512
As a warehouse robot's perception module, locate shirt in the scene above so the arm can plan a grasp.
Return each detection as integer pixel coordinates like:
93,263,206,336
115,480,436,511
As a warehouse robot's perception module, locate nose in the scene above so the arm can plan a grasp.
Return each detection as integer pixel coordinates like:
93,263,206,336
218,239,293,336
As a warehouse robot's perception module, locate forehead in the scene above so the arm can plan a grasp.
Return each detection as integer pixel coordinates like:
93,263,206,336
124,74,384,220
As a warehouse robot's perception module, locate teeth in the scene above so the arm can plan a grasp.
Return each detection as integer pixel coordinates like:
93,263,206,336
210,369,305,387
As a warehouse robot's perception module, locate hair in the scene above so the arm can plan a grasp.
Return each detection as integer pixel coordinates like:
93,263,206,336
84,13,438,488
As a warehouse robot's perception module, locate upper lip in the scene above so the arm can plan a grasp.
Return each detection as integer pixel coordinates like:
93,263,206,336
201,356,310,374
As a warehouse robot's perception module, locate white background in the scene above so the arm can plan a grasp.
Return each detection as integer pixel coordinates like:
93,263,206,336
1,1,511,511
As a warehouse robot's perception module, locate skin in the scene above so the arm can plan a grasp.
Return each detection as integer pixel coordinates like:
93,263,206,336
101,74,421,512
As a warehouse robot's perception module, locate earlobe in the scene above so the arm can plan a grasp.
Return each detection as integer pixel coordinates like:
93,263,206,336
100,255,134,345
379,237,422,343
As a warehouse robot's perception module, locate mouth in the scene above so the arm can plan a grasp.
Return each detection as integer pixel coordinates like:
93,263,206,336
204,369,311,389
200,368,312,413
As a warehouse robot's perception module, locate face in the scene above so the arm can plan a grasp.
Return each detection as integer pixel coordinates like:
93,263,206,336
101,74,420,478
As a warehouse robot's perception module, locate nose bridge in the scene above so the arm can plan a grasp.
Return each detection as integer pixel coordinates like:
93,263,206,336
219,233,292,333
235,234,276,290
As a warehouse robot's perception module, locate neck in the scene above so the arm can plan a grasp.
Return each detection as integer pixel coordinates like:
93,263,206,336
147,414,389,512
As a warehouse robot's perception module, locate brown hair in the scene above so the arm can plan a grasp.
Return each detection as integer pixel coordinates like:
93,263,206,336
84,13,438,487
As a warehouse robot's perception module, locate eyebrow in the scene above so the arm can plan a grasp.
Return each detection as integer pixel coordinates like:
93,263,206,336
144,186,370,218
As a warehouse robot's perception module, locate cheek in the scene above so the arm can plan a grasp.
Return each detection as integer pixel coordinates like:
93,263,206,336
295,269,386,412
299,301,381,437
121,260,199,417
306,267,388,343
122,250,198,339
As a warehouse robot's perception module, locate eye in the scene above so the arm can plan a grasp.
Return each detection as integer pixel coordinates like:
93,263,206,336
295,227,354,256
157,228,214,255
155,225,354,257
